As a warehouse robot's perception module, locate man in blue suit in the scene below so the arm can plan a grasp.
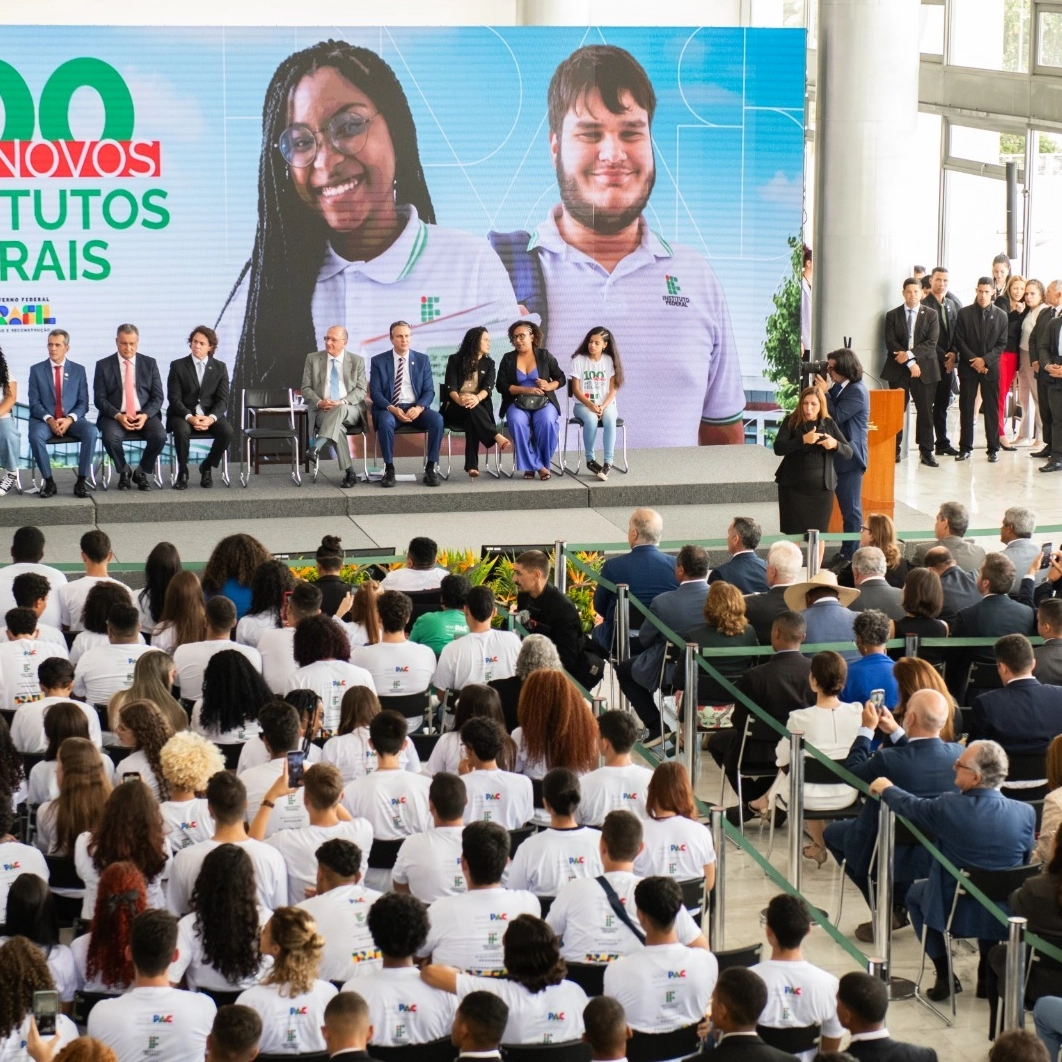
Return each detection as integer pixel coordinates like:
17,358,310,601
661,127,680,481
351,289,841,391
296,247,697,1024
784,570,860,661
708,517,769,594
823,690,962,942
28,329,98,498
870,740,1035,1002
92,324,166,491
368,321,443,488
592,508,678,653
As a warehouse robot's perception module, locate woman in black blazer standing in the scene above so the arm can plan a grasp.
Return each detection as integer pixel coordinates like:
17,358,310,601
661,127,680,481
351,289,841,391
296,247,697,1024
496,320,566,480
442,326,512,478
774,385,853,536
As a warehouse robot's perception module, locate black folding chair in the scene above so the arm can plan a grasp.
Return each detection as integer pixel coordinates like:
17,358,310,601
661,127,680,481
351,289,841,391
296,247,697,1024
502,1043,591,1062
715,943,763,971
368,837,405,870
438,383,501,480
371,1040,458,1062
627,1024,700,1062
564,962,607,997
44,855,84,927
239,387,302,486
509,825,536,856
558,377,628,475
756,1024,821,1054
379,690,432,734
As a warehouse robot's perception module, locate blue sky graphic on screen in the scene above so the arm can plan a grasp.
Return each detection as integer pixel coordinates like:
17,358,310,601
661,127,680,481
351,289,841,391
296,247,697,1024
0,26,804,449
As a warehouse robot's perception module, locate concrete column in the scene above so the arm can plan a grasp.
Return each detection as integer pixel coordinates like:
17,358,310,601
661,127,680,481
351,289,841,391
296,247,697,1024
812,0,921,376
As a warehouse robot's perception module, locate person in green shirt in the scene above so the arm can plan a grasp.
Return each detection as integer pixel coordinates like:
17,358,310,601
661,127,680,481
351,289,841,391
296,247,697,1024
409,573,471,657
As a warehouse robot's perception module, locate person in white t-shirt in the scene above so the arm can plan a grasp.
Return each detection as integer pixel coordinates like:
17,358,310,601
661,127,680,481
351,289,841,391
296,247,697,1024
433,586,522,695
508,768,602,897
11,657,101,753
167,771,288,916
750,894,844,1061
392,772,468,903
0,801,49,914
238,701,311,838
343,891,456,1045
234,559,294,649
33,734,112,860
0,527,67,629
422,913,589,1045
111,699,173,802
158,731,224,854
322,687,421,782
0,608,67,712
9,571,69,655
459,717,532,829
252,762,373,903
89,909,217,1062
569,327,622,479
57,530,131,633
577,710,654,825
350,590,437,701
68,581,146,669
194,648,276,751
381,539,448,593
546,810,708,966
426,684,515,777
603,875,717,1035
72,603,153,706
235,906,337,1055
287,614,375,733
0,936,79,1061
175,597,262,704
258,583,322,694
417,821,541,973
298,837,383,982
236,691,325,775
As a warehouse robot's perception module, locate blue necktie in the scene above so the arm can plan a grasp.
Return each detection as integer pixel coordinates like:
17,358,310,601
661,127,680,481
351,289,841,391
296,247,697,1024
329,359,340,401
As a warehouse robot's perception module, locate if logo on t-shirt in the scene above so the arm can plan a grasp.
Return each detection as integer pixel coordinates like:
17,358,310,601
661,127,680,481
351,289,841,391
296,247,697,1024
484,655,498,664
351,948,381,963
332,679,348,689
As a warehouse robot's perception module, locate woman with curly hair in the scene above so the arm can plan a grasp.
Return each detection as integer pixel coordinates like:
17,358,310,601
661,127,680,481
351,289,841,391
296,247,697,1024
289,614,373,732
236,907,336,1053
108,651,186,735
427,684,513,776
0,718,24,809
69,582,144,667
158,732,224,854
36,738,112,859
171,845,268,991
234,689,326,775
149,570,206,655
201,534,272,620
137,542,182,638
70,861,146,993
679,581,759,707
75,780,170,918
322,686,421,781
344,579,381,648
634,762,716,893
488,633,563,733
513,671,597,779
112,701,174,801
0,874,78,1004
235,560,296,649
421,914,587,1044
0,937,78,1056
193,650,274,748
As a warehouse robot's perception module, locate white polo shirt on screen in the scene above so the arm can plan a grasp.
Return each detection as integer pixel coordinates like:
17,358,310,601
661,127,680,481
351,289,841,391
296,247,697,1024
169,907,271,991
289,659,375,732
462,768,533,829
239,759,310,837
455,974,588,1045
0,840,48,912
321,728,421,781
0,1013,78,1062
88,985,216,1062
576,763,655,825
507,826,603,897
391,825,467,903
298,883,383,982
235,980,336,1055
342,769,432,840
159,797,215,855
11,695,102,752
173,640,262,702
751,958,844,1062
604,942,718,1034
634,815,716,883
351,640,437,696
258,627,297,693
342,965,456,1046
267,818,374,903
418,886,541,973
433,629,521,692
167,837,288,916
546,870,701,964
58,575,131,633
0,561,67,628
0,639,68,711
73,642,153,704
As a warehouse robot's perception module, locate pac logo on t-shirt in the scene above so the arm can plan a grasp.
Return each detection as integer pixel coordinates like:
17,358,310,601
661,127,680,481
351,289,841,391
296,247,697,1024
289,1006,308,1016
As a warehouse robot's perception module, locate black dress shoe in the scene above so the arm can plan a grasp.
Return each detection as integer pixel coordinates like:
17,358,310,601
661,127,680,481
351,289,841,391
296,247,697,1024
200,465,213,488
920,453,939,467
39,478,57,499
955,451,972,461
117,467,132,490
423,463,440,487
340,468,357,488
1041,461,1062,473
988,451,999,462
305,444,319,463
174,470,188,491
1032,447,1051,458
73,477,89,499
131,467,151,491
925,974,961,1002
999,443,1017,451
380,464,396,488
937,444,960,457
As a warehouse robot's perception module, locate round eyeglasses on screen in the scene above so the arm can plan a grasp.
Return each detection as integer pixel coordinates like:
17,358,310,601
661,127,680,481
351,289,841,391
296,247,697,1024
277,110,377,168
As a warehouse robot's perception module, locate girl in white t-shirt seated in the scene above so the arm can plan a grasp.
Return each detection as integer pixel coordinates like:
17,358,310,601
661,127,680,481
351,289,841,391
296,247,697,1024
422,913,588,1045
322,687,421,782
70,860,147,994
235,561,295,649
427,684,514,777
568,326,623,481
148,569,207,656
0,718,25,812
158,732,224,854
1,875,78,1004
236,907,337,1054
112,700,174,802
0,937,78,1061
193,649,274,749
513,671,597,782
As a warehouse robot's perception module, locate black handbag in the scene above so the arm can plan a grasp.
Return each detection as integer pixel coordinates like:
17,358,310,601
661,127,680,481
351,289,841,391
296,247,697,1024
515,394,549,411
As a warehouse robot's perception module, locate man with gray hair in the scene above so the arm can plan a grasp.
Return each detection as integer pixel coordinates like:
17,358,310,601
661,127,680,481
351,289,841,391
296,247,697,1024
302,324,368,488
848,547,904,620
870,740,1035,1003
744,540,803,643
1000,507,1039,591
912,501,986,573
592,508,678,653
708,516,768,594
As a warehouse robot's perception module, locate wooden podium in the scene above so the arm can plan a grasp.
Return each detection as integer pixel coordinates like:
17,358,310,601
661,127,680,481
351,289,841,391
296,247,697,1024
829,388,905,529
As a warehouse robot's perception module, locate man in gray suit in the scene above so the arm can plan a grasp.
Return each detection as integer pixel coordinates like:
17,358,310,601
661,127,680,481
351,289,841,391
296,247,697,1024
1000,506,1040,592
302,325,368,488
849,547,905,621
911,500,986,573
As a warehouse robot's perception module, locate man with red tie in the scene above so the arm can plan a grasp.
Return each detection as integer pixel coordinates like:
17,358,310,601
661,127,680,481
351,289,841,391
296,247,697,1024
92,323,166,491
28,329,99,498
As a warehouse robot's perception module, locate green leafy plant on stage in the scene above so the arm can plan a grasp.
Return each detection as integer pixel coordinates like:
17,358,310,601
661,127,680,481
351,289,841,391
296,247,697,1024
762,233,804,416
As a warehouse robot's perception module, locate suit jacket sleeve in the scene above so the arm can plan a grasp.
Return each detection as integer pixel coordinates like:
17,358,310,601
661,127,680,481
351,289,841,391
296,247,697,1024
1036,318,1059,367
594,558,616,619
94,360,120,420
773,418,805,456
143,359,164,419
206,361,230,419
301,354,322,409
496,352,517,415
884,309,908,360
966,693,988,743
826,417,854,462
347,355,367,409
167,361,193,421
369,356,390,413
952,310,978,364
69,366,89,420
986,312,1008,368
444,353,464,398
28,368,49,422
412,353,435,408
914,311,940,371
639,595,667,651
839,734,886,781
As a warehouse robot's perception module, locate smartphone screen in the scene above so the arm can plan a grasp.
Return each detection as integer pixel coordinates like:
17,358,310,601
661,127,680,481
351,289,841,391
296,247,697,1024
1042,544,1054,570
869,689,886,710
33,990,59,1036
286,750,305,789
122,771,141,783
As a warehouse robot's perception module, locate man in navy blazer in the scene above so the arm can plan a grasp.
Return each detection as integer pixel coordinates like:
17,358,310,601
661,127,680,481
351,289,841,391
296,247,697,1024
27,329,98,498
368,321,443,488
592,508,677,653
93,323,166,491
823,690,961,939
870,739,1035,1002
709,517,769,594
837,972,938,1062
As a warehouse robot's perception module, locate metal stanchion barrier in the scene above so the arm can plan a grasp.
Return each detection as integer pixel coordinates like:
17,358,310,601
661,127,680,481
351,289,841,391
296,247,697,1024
554,539,567,595
593,696,606,768
904,633,920,659
867,958,886,980
788,730,805,892
710,807,725,951
875,803,916,1000
1003,916,1028,1031
684,643,700,781
615,584,631,714
807,529,820,577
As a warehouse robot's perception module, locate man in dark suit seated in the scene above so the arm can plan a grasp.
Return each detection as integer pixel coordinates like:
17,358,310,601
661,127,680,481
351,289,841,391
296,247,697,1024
823,690,962,942
1035,599,1062,686
167,325,233,490
849,547,905,621
709,516,769,594
93,323,166,491
743,540,804,645
591,508,678,654
837,971,938,1062
870,740,1036,1002
924,546,981,627
704,967,801,1062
